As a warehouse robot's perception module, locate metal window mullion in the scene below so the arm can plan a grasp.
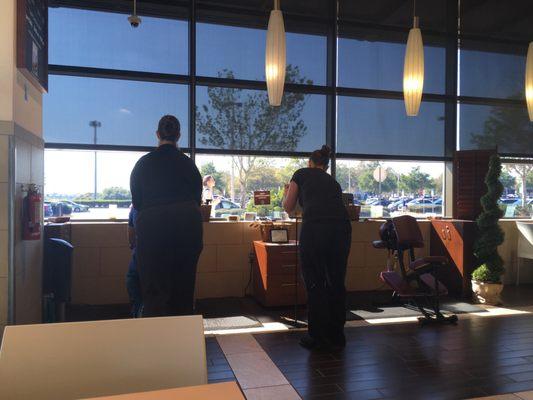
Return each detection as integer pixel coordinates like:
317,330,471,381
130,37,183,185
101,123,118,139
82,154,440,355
189,0,196,160
326,0,338,178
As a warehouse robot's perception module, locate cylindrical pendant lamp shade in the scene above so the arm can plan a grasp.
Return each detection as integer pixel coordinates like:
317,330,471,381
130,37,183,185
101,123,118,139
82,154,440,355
403,17,424,116
526,42,533,121
265,6,286,107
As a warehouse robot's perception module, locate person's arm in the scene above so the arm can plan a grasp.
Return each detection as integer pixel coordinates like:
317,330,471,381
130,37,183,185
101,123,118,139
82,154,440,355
130,162,141,210
283,181,299,214
191,161,203,206
128,226,136,249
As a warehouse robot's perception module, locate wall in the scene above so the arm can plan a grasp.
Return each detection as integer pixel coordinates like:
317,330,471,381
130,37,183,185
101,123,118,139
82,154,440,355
0,0,44,333
68,221,430,305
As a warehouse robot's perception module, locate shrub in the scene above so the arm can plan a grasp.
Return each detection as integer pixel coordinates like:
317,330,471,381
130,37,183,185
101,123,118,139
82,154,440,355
472,154,505,283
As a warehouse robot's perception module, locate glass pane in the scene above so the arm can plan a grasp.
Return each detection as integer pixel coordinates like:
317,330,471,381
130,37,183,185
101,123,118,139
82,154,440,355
459,41,526,99
196,154,307,219
197,23,326,85
44,149,147,220
337,97,445,157
196,86,326,152
44,75,189,147
49,7,188,74
336,160,444,218
338,33,445,93
500,162,533,218
458,103,533,155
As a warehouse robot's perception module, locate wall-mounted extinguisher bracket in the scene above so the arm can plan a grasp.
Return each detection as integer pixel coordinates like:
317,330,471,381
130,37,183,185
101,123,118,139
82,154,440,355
22,184,42,241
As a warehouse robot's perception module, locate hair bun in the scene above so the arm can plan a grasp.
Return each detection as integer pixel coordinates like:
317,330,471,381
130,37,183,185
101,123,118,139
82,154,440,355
320,145,331,157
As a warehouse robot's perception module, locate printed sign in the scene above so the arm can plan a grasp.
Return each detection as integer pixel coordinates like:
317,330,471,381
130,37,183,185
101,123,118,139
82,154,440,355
254,191,271,206
17,0,48,92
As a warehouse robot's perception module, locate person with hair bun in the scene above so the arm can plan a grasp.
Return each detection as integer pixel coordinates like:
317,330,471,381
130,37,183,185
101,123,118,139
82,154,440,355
283,145,352,350
130,115,203,317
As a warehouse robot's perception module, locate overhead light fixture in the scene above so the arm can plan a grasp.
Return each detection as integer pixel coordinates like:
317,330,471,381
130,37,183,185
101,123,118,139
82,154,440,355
403,0,424,116
526,41,533,121
128,0,141,28
265,0,286,107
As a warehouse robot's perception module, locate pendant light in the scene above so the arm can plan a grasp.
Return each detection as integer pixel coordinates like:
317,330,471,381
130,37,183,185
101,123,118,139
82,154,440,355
265,0,286,106
403,0,424,116
526,41,533,121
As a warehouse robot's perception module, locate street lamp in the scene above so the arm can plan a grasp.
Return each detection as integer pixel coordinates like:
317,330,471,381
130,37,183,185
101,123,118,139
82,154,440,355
89,120,101,202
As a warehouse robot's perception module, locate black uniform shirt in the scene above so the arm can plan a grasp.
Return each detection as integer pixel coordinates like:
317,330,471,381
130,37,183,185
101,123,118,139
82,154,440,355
130,144,202,211
291,168,349,222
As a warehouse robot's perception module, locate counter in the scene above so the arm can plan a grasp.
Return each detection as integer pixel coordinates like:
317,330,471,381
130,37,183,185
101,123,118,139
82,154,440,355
57,220,526,305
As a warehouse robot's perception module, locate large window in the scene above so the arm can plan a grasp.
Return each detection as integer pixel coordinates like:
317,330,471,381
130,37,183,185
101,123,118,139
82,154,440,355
44,0,533,220
44,76,189,147
499,161,533,219
44,149,146,220
195,87,326,152
49,7,188,74
337,97,445,157
336,159,444,219
196,155,307,219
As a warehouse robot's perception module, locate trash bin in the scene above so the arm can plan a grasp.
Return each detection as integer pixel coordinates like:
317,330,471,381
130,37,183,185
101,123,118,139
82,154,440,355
43,238,74,322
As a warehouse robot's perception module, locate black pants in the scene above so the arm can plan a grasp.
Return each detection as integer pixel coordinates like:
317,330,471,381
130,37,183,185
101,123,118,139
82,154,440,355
299,220,352,344
136,202,203,317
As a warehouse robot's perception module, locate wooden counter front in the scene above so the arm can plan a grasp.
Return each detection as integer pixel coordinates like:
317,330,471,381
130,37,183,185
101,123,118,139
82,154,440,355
430,220,478,298
253,241,307,307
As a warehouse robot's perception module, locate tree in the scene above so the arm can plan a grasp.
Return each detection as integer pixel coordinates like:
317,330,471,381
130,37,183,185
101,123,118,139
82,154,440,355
101,187,131,200
500,169,516,195
399,167,433,196
506,164,533,206
354,162,397,195
472,155,505,283
196,66,310,206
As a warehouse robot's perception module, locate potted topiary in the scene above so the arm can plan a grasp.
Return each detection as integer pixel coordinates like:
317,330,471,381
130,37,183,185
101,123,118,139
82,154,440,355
471,154,506,305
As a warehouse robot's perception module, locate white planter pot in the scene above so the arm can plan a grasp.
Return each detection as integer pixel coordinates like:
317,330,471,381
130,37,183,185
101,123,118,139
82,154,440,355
471,280,503,305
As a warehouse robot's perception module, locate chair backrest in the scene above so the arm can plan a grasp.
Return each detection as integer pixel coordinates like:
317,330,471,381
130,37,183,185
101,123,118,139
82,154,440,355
392,215,425,249
517,222,533,259
0,315,207,400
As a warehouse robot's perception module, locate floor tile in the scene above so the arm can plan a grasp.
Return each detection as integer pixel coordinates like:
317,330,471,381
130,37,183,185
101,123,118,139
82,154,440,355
217,333,263,355
243,384,301,400
226,351,289,389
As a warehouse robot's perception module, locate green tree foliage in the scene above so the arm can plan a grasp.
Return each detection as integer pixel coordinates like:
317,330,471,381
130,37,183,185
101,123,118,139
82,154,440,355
499,169,516,194
399,167,434,195
356,162,397,194
196,66,310,205
472,155,505,283
101,187,131,200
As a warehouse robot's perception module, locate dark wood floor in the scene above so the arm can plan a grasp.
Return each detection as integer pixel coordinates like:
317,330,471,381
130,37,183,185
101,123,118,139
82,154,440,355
254,313,533,400
205,337,237,384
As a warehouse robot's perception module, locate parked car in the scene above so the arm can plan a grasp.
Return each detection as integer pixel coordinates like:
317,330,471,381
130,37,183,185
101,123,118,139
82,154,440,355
365,198,391,207
499,198,521,206
63,200,89,213
214,199,243,217
407,198,442,214
44,202,53,218
47,202,73,217
388,197,413,212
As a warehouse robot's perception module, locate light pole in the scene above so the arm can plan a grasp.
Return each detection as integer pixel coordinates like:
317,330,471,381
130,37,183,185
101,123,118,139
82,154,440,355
89,120,101,202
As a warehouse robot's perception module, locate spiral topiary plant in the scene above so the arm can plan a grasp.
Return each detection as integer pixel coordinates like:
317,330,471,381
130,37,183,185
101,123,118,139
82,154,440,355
471,154,505,283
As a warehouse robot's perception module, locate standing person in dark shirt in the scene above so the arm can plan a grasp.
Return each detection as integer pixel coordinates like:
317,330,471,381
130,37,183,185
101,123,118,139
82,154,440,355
130,115,203,317
283,145,352,350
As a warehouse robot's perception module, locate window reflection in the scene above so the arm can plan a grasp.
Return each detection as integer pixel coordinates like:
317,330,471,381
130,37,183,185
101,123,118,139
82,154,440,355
499,162,533,218
196,80,325,152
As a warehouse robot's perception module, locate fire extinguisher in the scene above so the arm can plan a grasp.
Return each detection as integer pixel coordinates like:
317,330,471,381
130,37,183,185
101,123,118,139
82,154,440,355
22,184,42,241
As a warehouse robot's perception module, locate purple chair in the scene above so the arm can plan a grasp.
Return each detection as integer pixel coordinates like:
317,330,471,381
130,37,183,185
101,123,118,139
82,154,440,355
373,216,458,325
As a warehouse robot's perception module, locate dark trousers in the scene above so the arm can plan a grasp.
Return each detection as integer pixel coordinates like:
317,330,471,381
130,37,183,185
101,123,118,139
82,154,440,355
136,202,203,317
126,253,142,318
299,220,352,344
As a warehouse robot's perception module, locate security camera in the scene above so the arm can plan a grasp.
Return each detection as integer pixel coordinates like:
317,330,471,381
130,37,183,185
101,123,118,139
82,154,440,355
128,14,141,28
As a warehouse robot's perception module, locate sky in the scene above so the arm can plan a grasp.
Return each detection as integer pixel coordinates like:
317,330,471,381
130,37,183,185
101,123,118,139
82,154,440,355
43,7,530,195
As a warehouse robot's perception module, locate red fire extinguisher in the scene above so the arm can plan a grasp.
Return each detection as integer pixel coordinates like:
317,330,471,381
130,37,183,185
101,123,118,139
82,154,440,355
22,184,42,241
